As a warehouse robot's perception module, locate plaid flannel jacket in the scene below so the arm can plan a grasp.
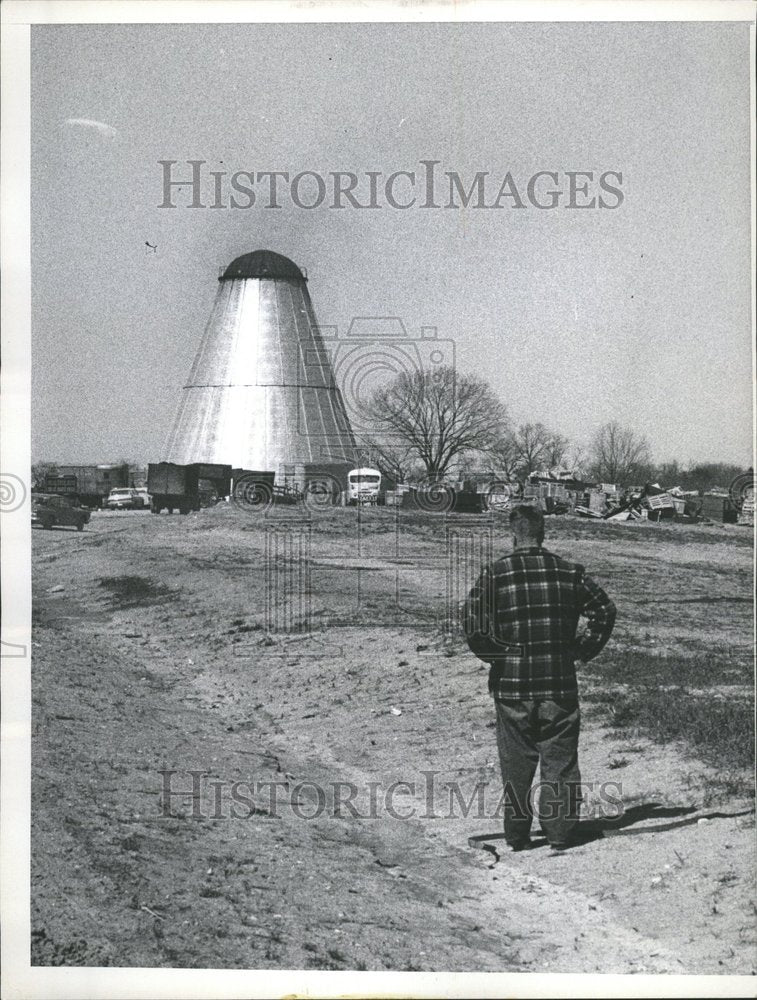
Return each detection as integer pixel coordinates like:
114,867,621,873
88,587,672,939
463,546,616,700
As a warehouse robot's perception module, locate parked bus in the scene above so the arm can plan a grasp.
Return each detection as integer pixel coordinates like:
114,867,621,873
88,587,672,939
347,467,382,506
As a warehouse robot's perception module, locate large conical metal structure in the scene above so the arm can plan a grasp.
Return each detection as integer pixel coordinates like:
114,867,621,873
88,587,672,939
165,250,358,475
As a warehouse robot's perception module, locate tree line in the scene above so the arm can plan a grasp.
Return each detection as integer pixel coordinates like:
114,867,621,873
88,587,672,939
32,365,749,495
362,365,748,491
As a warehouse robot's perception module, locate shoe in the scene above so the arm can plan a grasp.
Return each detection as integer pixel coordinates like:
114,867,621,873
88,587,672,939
504,840,532,853
548,843,570,857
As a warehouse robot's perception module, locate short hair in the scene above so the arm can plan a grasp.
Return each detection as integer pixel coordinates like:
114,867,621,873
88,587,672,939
509,504,545,542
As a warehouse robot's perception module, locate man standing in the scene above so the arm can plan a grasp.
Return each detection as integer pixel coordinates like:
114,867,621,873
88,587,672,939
464,505,616,854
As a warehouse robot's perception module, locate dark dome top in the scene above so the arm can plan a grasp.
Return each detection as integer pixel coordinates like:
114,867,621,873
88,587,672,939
221,250,304,281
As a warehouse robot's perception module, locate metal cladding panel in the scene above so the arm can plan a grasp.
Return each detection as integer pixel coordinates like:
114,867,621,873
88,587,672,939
165,271,358,471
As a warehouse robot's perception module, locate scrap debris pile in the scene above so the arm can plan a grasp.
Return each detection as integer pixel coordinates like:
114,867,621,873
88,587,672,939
386,471,755,525
515,474,752,525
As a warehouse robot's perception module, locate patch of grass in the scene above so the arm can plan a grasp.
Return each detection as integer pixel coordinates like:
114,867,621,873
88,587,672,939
584,649,752,688
668,560,752,578
543,516,753,548
702,774,756,804
584,650,755,779
98,575,173,608
608,756,629,770
304,946,349,971
31,927,113,967
588,686,754,773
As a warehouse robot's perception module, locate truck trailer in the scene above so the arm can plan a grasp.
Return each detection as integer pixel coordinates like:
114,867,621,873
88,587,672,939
148,463,199,514
148,462,232,514
47,464,131,508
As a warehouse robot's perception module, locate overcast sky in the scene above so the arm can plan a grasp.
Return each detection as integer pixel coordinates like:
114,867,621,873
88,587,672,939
31,21,753,467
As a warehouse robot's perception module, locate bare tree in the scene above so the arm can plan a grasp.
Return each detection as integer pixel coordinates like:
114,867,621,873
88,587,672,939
566,442,588,479
357,437,421,484
511,423,552,479
678,462,748,493
368,366,506,481
31,462,59,489
543,432,571,471
486,431,521,482
486,424,571,482
589,421,652,484
653,460,682,488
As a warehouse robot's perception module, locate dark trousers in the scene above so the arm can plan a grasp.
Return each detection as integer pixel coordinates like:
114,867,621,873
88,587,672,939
494,697,581,847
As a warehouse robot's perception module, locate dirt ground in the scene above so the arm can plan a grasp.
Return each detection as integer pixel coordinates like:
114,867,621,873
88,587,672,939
31,504,755,974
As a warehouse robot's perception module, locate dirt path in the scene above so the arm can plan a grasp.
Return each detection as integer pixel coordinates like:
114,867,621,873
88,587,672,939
31,509,756,972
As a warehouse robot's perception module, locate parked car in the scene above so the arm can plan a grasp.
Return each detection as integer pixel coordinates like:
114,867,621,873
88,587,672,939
134,487,152,506
106,487,147,510
31,493,91,531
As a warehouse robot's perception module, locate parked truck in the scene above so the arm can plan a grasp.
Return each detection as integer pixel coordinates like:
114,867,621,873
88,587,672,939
231,469,277,507
147,462,232,514
45,464,131,508
195,463,233,506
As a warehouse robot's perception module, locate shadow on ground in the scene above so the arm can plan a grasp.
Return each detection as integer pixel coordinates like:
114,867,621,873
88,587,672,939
469,802,755,853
